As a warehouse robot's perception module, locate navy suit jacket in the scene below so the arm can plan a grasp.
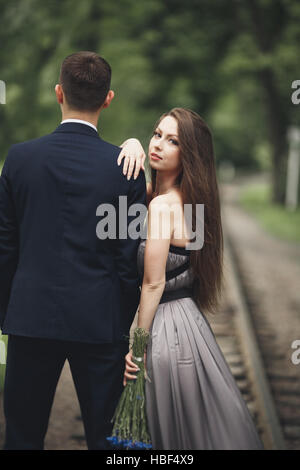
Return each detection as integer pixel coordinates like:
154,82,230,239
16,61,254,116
0,122,146,343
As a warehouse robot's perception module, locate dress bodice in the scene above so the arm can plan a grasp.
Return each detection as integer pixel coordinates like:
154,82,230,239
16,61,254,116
137,240,194,293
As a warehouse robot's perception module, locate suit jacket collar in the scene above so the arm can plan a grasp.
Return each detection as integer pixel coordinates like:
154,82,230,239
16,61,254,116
53,122,100,138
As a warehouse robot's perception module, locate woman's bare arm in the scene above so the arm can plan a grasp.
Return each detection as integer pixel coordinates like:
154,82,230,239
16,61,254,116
123,196,172,385
137,196,173,331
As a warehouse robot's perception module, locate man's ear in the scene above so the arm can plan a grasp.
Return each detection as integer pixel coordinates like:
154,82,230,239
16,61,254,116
102,90,114,109
55,84,64,104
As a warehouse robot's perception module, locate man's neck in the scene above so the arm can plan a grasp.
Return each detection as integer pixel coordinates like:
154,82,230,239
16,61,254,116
61,111,99,129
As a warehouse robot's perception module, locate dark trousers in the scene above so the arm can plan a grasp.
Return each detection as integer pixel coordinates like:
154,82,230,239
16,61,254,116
3,335,128,450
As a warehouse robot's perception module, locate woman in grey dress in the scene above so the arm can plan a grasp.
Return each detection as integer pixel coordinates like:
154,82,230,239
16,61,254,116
123,108,264,450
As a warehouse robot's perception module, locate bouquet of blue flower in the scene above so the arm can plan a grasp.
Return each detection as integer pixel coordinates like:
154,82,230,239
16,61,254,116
107,327,152,450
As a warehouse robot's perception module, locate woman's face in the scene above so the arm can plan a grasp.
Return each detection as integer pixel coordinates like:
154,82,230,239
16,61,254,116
148,116,181,173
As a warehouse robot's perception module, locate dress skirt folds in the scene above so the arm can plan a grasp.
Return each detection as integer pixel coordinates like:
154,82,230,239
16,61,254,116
137,241,264,450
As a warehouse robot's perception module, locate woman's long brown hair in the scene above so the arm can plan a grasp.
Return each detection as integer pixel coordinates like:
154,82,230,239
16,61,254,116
151,108,224,315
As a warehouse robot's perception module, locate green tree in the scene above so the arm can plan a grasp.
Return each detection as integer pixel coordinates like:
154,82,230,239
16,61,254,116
1,0,299,208
226,0,300,203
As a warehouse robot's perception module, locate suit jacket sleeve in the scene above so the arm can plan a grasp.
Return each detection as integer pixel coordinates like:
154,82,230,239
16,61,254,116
0,149,19,329
113,171,147,326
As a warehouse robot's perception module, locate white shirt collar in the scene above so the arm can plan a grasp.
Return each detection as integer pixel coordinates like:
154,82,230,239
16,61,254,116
61,119,98,133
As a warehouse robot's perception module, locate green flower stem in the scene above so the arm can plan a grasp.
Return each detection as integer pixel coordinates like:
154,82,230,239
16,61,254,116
110,327,152,446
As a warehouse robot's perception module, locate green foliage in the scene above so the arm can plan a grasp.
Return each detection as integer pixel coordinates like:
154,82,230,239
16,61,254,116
0,0,299,196
239,182,300,243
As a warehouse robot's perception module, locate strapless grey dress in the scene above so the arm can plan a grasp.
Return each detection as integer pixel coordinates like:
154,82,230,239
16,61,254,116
137,241,264,450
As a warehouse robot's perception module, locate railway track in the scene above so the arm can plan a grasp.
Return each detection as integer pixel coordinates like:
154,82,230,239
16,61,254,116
207,215,286,450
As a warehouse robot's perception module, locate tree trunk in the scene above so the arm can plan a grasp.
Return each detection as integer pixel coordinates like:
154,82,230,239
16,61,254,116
258,69,288,204
247,0,288,204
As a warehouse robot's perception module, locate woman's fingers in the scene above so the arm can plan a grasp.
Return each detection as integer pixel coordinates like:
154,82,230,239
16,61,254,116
122,156,130,176
126,362,140,371
118,152,145,180
124,370,139,379
133,160,141,180
123,369,139,387
123,350,141,386
117,139,146,179
118,147,134,177
125,355,140,370
126,156,136,180
124,155,143,180
117,145,128,166
117,153,123,167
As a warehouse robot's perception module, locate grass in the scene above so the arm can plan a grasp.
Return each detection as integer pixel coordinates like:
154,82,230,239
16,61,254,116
238,182,300,243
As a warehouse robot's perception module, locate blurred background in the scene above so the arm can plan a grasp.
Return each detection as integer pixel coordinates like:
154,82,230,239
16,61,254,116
0,0,299,205
0,0,300,450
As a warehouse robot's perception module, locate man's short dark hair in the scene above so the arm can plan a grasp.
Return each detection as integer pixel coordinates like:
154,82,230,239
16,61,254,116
59,51,111,111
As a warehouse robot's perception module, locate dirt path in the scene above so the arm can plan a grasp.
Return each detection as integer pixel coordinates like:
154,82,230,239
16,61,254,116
44,362,87,450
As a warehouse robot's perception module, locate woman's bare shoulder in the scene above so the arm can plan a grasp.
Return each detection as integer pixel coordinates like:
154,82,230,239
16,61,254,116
147,185,183,209
149,193,170,208
161,189,183,207
149,190,182,209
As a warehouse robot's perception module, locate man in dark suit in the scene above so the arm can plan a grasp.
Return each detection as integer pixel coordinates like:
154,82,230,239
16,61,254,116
0,51,146,449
